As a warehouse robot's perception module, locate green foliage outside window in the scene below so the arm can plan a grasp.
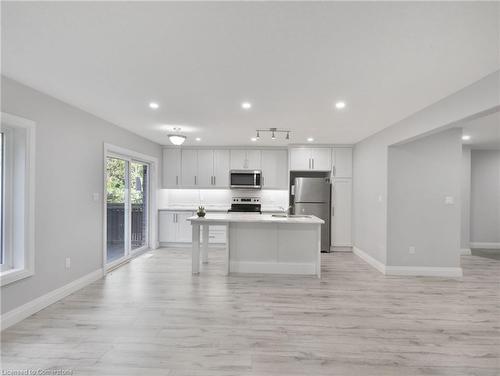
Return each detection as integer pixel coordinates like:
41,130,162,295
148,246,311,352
106,158,146,204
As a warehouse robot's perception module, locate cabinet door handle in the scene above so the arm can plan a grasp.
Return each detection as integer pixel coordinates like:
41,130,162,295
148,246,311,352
176,175,178,185
308,158,311,169
194,176,197,185
214,176,216,185
312,158,314,170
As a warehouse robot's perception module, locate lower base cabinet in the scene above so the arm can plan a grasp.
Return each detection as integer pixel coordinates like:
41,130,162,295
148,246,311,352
159,210,226,245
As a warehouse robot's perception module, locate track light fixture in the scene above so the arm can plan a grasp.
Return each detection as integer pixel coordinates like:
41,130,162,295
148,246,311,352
254,128,291,141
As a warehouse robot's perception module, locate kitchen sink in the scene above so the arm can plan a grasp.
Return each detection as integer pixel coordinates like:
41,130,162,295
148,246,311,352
271,214,311,218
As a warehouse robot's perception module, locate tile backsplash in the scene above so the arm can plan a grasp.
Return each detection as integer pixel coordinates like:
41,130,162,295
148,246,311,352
158,189,288,208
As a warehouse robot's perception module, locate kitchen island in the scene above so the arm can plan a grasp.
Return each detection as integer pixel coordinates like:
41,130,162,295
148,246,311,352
187,213,324,278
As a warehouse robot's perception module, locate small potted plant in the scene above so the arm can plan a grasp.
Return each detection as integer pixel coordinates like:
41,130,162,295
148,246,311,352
197,206,206,217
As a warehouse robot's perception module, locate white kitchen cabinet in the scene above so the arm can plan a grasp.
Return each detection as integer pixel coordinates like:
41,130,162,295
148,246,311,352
176,212,195,242
181,149,198,187
197,149,214,187
159,211,178,242
331,178,352,247
230,149,261,170
159,210,195,243
213,149,230,187
162,148,181,188
311,148,332,171
289,148,311,170
160,210,227,245
261,150,288,189
289,147,332,171
333,147,352,178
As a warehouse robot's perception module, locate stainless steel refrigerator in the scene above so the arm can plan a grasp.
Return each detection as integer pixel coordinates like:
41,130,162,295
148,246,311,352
293,177,331,252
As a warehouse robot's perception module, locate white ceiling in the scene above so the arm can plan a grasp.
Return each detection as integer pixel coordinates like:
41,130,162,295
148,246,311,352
461,111,500,150
2,2,499,146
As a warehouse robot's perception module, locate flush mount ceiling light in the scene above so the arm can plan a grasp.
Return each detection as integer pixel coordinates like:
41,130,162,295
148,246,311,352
307,137,314,142
335,101,346,110
241,102,252,110
195,137,201,142
250,137,257,142
254,128,291,141
149,102,159,109
168,127,186,145
462,135,471,141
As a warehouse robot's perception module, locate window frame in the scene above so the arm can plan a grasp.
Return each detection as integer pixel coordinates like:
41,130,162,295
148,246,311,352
1,127,14,272
0,112,36,286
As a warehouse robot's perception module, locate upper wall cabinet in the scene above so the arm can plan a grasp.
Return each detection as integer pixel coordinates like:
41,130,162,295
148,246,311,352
332,147,352,178
261,150,288,189
162,148,181,188
230,149,261,170
289,147,332,171
179,149,231,188
181,149,198,187
213,149,230,187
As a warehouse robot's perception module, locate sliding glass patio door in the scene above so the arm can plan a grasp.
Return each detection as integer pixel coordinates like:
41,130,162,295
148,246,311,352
106,156,149,267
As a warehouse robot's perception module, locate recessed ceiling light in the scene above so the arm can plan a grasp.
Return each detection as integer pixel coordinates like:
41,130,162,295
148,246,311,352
462,135,471,141
250,137,257,142
195,137,201,142
335,101,346,110
307,137,314,142
241,102,252,110
149,102,159,109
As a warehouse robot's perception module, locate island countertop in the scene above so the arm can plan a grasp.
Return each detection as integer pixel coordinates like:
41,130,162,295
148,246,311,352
187,212,324,225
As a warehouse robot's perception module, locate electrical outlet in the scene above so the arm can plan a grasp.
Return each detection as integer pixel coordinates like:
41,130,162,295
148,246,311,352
409,246,416,254
444,196,454,205
65,257,71,269
378,195,383,203
92,193,100,201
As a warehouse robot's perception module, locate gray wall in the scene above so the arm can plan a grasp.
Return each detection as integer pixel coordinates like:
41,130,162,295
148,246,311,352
352,70,500,264
461,147,471,249
470,149,500,243
1,77,162,314
387,129,462,267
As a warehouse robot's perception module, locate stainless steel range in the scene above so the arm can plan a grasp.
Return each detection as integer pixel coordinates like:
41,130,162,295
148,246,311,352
227,197,261,213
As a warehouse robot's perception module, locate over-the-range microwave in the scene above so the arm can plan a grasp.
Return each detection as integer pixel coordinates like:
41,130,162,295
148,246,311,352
230,170,262,189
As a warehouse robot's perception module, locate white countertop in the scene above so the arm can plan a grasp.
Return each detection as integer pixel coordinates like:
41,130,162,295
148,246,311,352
187,212,324,225
159,205,286,213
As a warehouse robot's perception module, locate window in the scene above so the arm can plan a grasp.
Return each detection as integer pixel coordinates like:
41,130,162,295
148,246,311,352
0,113,36,286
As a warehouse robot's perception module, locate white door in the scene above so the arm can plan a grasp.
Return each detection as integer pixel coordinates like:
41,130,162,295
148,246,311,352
230,149,247,169
159,211,177,242
162,148,181,187
261,150,287,189
289,148,311,170
176,212,194,243
197,149,214,187
213,149,230,187
333,147,352,178
311,148,332,171
181,150,198,187
246,150,262,170
332,178,352,247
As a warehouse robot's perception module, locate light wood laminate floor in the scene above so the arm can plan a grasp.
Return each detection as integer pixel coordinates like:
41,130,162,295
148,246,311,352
1,249,499,375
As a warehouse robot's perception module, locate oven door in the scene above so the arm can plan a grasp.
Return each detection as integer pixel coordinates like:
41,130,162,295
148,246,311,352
230,170,262,189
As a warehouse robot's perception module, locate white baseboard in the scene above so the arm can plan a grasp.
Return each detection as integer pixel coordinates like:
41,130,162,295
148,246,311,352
353,246,463,277
229,261,316,275
470,242,500,249
385,266,463,277
352,246,386,274
460,248,472,255
1,269,103,331
330,246,353,252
